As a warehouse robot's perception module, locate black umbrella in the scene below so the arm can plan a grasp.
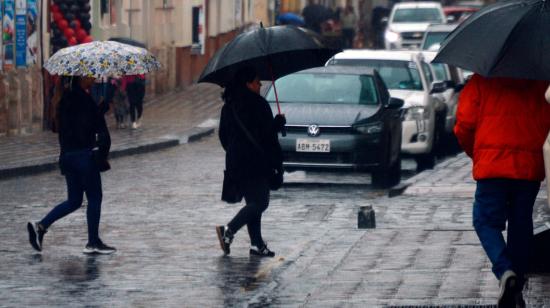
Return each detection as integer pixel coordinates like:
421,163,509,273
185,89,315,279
433,0,550,80
198,25,340,115
108,37,147,49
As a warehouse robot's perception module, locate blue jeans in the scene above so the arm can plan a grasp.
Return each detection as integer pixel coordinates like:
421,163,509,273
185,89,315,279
473,178,540,283
40,149,102,245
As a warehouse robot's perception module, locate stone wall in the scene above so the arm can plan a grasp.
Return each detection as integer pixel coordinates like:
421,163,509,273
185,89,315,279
0,68,43,136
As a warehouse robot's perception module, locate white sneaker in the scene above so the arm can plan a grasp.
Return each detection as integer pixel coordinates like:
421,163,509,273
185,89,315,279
131,122,137,129
135,119,141,128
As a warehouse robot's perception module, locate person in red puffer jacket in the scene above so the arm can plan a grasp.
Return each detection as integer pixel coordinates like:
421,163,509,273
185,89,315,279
455,73,550,307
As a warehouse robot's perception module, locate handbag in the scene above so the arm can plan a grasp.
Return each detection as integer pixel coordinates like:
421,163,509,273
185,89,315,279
231,106,283,191
221,170,243,203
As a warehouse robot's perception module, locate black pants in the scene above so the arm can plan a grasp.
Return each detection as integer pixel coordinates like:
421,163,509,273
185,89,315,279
129,98,143,122
228,177,270,247
342,28,355,49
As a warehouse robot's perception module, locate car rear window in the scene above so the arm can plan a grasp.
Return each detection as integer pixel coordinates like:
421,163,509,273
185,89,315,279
266,73,379,105
328,59,423,91
422,32,450,50
393,8,443,23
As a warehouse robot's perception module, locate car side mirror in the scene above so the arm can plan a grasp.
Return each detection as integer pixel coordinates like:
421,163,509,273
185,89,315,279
386,97,404,109
446,15,456,23
454,83,465,92
430,81,447,94
444,80,456,89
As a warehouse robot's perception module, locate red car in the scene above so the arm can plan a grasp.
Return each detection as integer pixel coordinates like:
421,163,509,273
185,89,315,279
443,6,479,23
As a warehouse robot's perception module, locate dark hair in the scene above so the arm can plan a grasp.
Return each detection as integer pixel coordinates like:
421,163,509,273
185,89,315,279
222,66,258,102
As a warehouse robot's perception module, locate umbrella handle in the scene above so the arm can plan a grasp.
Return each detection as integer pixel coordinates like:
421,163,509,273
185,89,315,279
269,64,286,137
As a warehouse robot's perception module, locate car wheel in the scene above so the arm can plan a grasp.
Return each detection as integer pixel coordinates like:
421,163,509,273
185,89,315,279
372,139,400,188
389,153,401,186
415,152,435,171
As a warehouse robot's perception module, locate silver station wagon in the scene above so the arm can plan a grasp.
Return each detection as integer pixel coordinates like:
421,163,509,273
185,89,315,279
265,66,404,188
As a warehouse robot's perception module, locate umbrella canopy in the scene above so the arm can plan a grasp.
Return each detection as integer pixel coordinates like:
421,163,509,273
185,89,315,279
433,0,550,80
198,25,340,87
44,41,161,78
108,37,147,48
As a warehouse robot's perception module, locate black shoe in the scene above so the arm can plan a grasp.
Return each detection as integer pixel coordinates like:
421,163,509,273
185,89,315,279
498,270,517,308
83,240,116,255
27,222,46,252
250,243,275,258
216,225,233,255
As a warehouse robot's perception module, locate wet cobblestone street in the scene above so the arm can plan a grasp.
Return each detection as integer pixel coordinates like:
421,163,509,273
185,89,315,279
1,136,550,307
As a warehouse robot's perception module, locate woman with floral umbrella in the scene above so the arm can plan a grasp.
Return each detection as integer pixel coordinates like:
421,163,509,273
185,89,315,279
27,41,160,254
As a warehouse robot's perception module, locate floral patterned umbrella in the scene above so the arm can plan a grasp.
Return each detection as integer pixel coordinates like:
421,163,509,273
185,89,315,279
44,41,161,78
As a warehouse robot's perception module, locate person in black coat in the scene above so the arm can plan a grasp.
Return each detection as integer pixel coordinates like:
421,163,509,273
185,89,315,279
27,76,116,255
216,66,285,257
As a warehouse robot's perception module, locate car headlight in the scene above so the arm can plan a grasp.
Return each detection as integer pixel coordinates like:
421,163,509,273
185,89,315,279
404,106,430,121
385,30,400,42
354,122,383,134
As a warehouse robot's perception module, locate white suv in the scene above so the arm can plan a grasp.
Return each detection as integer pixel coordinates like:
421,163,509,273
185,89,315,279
384,2,446,50
327,49,447,169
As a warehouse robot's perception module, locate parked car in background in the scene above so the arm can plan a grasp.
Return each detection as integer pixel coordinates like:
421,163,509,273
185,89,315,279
327,50,447,170
383,2,446,50
443,6,479,23
422,51,465,143
420,24,474,81
420,23,457,51
264,66,404,188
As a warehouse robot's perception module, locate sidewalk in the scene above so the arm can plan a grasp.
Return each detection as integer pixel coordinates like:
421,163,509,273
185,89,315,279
0,83,223,179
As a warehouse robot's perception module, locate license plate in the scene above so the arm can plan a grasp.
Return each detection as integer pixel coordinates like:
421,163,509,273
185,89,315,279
296,139,330,152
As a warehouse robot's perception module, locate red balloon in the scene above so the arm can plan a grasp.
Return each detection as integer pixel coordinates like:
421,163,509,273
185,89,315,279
76,29,88,42
64,28,75,39
68,36,78,46
51,4,60,13
71,20,81,29
57,19,69,30
83,36,94,43
53,12,63,22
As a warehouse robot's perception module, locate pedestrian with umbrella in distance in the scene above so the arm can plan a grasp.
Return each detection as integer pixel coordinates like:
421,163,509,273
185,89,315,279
434,1,550,306
199,24,339,257
27,40,160,255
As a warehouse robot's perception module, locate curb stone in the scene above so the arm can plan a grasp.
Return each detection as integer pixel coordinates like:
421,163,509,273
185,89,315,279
0,126,215,181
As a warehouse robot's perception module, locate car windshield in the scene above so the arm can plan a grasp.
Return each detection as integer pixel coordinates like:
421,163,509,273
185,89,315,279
431,63,448,81
328,59,424,91
265,73,379,105
422,32,450,50
393,8,443,23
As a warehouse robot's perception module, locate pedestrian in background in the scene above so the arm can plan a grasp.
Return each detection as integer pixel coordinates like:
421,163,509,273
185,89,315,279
125,74,146,129
27,76,116,255
111,77,129,129
454,74,550,307
216,66,285,258
340,2,357,49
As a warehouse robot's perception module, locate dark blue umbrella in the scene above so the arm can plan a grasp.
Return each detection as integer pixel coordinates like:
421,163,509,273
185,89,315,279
276,12,305,26
433,0,550,80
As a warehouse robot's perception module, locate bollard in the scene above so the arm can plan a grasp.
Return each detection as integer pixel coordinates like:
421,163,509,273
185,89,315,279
358,205,376,229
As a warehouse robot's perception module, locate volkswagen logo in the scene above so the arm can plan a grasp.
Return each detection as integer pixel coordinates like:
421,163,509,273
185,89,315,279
307,125,320,137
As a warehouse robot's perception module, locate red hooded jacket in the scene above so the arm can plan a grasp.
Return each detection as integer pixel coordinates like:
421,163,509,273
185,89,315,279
454,74,550,181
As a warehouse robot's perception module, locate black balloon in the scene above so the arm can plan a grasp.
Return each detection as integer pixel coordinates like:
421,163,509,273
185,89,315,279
70,4,80,13
70,20,79,29
79,13,91,21
59,37,68,47
59,3,69,13
81,4,91,12
82,21,92,31
65,13,75,21
53,28,62,38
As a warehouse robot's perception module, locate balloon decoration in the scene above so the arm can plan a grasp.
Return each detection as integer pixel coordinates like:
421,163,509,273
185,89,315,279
50,0,93,54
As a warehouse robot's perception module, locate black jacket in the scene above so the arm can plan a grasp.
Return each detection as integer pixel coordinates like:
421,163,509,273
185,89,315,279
58,85,111,161
219,88,283,181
